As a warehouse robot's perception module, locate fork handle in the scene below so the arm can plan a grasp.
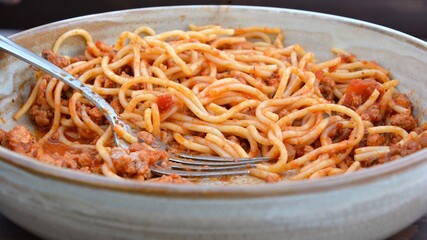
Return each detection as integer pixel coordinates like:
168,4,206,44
0,34,127,147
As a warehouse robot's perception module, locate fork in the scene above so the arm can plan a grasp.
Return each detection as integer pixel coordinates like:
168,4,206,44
0,35,269,177
151,154,269,177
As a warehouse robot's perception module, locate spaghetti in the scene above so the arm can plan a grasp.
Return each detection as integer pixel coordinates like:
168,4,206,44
3,25,427,183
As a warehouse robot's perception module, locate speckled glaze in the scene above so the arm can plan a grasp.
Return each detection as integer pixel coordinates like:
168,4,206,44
0,5,427,240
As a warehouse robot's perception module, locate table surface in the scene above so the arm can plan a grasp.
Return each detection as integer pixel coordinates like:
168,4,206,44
1,30,427,240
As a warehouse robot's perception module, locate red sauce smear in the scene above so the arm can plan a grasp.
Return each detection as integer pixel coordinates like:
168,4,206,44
157,94,174,113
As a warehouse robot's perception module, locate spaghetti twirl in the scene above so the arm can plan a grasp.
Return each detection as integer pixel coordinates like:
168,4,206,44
2,25,427,183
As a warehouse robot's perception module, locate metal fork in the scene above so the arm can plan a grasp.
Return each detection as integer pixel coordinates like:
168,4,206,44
0,35,269,177
151,154,269,177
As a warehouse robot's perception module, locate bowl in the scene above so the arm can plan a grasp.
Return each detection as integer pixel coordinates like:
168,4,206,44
1,5,427,240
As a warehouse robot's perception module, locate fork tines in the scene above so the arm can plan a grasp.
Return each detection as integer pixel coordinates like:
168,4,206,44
150,154,270,177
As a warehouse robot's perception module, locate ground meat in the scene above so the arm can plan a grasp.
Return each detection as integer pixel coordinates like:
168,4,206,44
150,174,192,184
110,97,124,114
137,131,156,145
156,94,174,113
29,77,54,128
361,104,382,124
317,70,335,101
86,106,104,125
413,123,427,134
110,147,151,179
69,55,87,64
327,123,352,142
335,129,352,143
102,76,116,88
265,72,280,88
327,123,343,138
388,133,427,160
285,144,296,161
97,40,117,58
345,94,363,110
339,53,357,63
37,147,102,174
110,143,168,179
342,78,383,110
389,134,403,145
42,50,70,68
390,141,422,158
366,134,386,146
1,125,38,157
392,93,413,110
389,113,418,131
295,145,314,158
362,153,395,168
95,40,113,54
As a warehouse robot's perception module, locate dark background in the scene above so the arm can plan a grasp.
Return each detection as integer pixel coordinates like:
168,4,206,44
0,0,426,40
0,0,426,239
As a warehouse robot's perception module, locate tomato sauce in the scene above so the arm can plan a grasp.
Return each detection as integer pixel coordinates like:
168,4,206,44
156,94,174,113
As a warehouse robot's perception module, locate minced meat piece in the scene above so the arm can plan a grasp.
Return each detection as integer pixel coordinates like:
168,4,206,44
327,123,352,142
361,104,382,124
42,50,70,68
366,134,386,146
137,131,156,145
389,132,427,159
102,77,116,88
110,97,124,114
342,78,383,110
295,145,314,158
37,147,102,174
392,93,413,110
69,55,87,63
29,77,54,128
317,70,335,101
110,143,168,179
339,53,357,63
86,106,104,125
1,125,38,157
95,40,113,54
389,113,418,131
265,72,280,88
390,141,422,158
156,94,174,113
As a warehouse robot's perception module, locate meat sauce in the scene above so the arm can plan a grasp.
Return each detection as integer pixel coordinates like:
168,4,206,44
156,94,174,113
340,78,423,166
0,125,179,181
342,78,383,110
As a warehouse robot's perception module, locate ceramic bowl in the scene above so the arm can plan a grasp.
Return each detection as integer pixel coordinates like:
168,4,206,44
0,5,427,240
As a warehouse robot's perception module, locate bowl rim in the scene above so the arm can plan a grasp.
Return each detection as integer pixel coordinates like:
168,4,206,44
1,5,427,198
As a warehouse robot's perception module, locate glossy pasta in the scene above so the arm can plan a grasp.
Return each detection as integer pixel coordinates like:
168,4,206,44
6,25,427,182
